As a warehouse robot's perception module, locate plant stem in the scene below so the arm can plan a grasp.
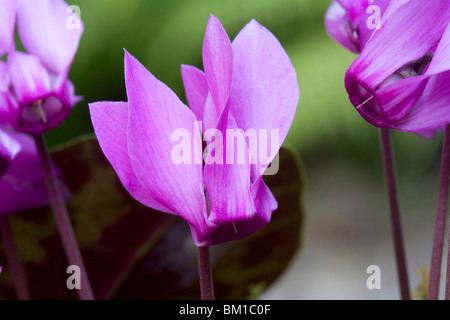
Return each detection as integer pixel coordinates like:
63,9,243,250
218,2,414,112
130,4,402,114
0,215,30,300
197,246,214,300
432,124,450,300
379,128,410,300
33,134,94,300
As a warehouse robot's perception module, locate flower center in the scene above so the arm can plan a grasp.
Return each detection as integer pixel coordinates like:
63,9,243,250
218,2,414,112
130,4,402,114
20,95,63,126
396,52,434,79
377,52,434,90
31,99,47,123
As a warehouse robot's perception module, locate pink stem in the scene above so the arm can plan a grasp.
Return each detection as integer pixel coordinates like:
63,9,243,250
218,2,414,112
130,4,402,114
379,128,410,300
197,246,214,300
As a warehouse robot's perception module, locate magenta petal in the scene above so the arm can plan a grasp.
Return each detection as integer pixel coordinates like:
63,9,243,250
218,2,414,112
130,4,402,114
124,50,208,238
8,52,52,104
336,0,369,22
0,127,20,177
325,0,360,53
89,101,171,213
347,0,450,88
16,0,83,74
229,19,299,176
394,71,450,132
202,93,220,134
204,104,254,226
199,175,277,247
250,175,277,225
202,14,233,114
181,64,208,122
0,62,18,127
425,21,450,75
325,0,391,53
374,75,429,123
0,0,16,54
0,61,9,92
0,131,63,215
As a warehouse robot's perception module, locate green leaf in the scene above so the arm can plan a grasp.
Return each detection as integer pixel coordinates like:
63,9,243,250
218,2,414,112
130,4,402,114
0,138,304,299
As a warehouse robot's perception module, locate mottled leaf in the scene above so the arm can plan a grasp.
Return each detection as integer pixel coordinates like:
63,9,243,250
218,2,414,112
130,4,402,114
112,146,305,300
0,137,174,299
0,138,304,300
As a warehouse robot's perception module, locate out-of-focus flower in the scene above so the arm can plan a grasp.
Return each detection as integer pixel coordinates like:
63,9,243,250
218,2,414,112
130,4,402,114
325,0,390,53
0,0,16,56
0,127,20,178
0,0,83,134
0,126,66,215
90,15,299,246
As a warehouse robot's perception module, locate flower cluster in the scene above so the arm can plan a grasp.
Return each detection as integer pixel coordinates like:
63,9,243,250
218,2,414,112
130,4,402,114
0,0,81,215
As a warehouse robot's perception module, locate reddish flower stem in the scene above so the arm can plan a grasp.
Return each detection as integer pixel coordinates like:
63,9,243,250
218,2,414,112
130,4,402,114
429,124,450,300
197,246,215,300
379,128,410,300
33,134,94,300
0,215,30,300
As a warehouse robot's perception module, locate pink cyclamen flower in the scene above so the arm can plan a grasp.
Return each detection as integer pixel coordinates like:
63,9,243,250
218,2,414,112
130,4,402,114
0,0,83,134
0,126,64,214
327,0,450,137
90,15,299,246
324,0,389,54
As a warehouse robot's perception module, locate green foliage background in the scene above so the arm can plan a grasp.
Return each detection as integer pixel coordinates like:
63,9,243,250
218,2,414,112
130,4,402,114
48,0,442,174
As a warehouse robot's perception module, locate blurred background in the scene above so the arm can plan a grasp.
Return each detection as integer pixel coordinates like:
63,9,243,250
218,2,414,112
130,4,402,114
50,0,446,299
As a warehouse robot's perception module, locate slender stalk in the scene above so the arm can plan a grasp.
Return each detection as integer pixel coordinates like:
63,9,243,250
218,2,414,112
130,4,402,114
446,223,450,300
33,134,94,300
0,215,30,300
432,124,450,300
379,128,410,300
197,246,214,300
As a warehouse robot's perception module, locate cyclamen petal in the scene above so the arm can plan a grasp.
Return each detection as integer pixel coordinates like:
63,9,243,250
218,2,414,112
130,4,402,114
229,19,299,177
202,15,233,116
0,0,16,55
325,0,403,54
394,71,450,132
8,52,52,104
4,51,78,134
124,51,209,242
89,101,171,214
204,104,255,226
0,129,66,215
425,20,450,76
0,127,20,177
0,61,17,125
181,64,208,122
325,0,365,53
347,0,450,89
16,0,84,75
